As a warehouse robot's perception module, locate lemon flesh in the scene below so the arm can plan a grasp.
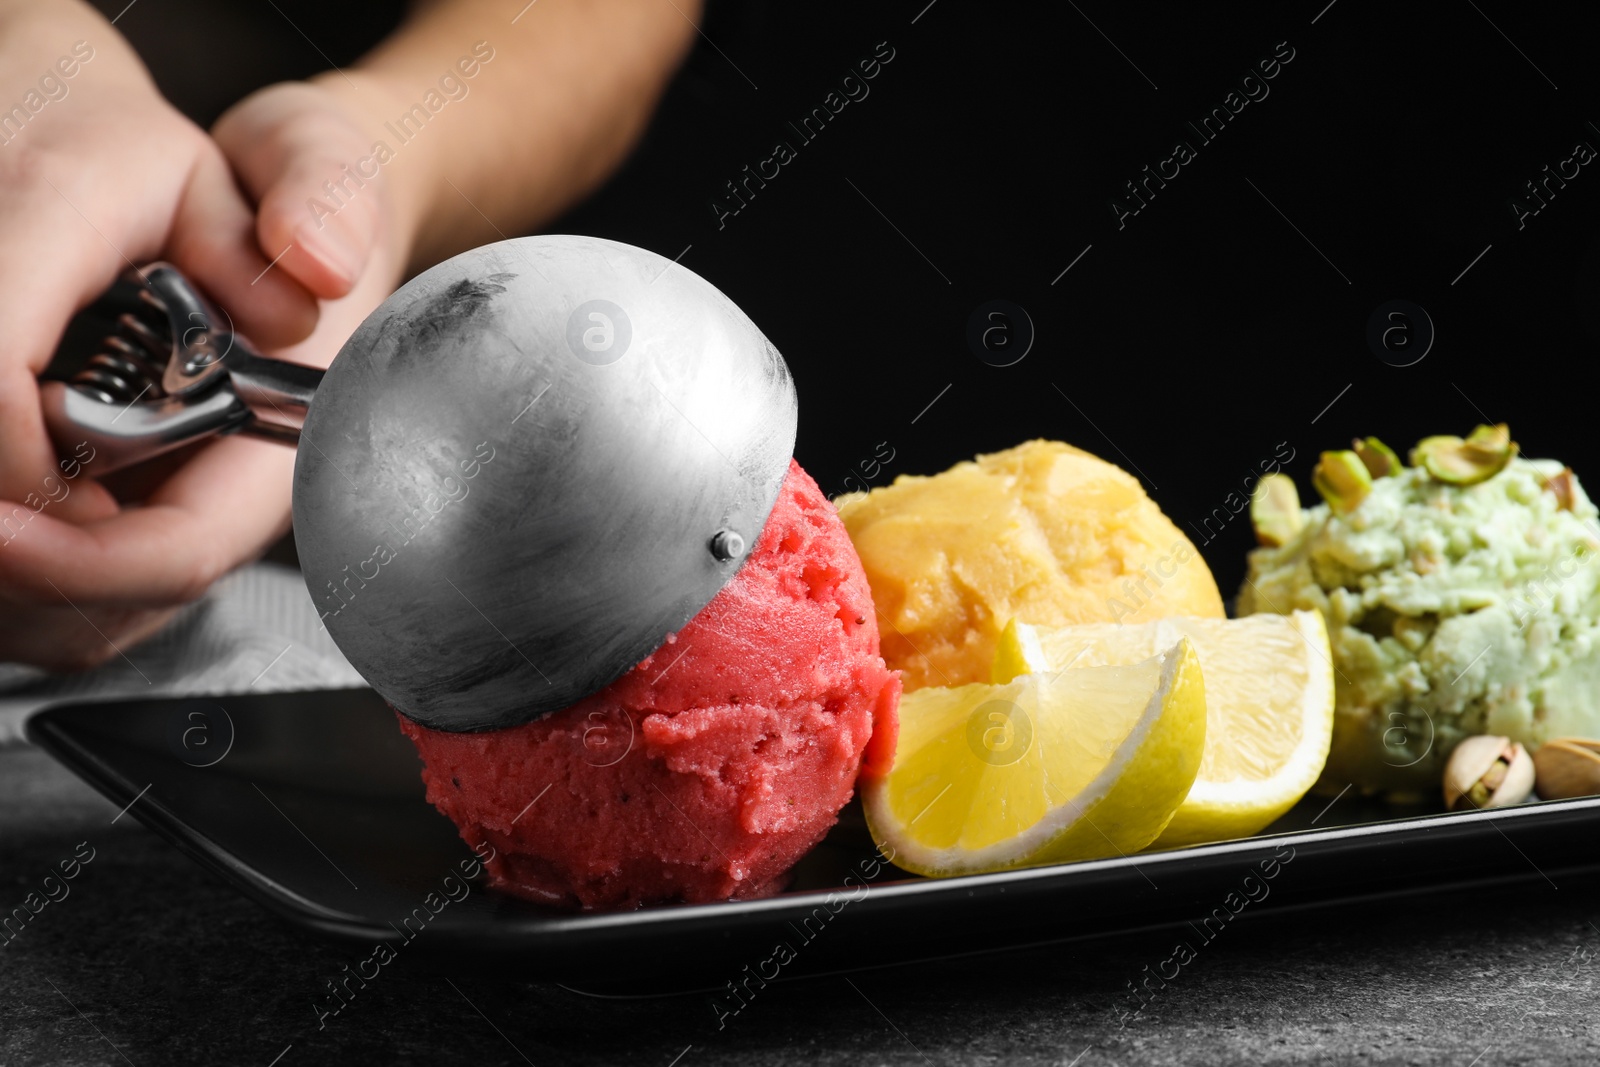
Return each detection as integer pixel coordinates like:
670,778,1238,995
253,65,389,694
863,640,1206,877
835,440,1224,692
992,612,1334,847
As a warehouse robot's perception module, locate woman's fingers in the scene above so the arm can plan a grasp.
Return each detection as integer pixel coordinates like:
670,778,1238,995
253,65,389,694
0,433,295,608
166,146,321,350
0,174,132,524
0,602,180,674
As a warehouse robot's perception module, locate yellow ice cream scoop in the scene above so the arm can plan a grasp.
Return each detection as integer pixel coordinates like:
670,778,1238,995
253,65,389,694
835,439,1223,690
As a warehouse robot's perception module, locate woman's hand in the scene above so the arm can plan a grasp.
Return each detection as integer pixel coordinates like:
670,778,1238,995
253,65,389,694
0,12,416,670
0,1,325,669
2,0,700,672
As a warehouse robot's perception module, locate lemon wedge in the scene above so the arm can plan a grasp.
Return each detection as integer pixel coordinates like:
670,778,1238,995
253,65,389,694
991,612,1335,847
862,640,1206,877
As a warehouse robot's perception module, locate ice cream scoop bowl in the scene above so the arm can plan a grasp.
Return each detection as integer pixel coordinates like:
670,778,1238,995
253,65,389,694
42,235,799,732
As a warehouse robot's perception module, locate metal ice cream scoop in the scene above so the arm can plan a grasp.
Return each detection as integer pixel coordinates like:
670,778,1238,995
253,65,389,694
42,235,799,732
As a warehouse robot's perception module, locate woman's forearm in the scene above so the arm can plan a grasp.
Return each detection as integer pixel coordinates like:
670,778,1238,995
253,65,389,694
316,0,702,272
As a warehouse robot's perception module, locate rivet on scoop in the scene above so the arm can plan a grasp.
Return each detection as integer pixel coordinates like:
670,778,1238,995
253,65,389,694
710,529,745,562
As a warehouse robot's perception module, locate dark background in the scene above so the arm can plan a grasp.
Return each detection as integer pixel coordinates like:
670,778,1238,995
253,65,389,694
26,3,1598,1064
95,0,1600,596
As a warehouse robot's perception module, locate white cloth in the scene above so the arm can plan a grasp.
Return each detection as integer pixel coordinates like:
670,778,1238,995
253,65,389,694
0,562,366,745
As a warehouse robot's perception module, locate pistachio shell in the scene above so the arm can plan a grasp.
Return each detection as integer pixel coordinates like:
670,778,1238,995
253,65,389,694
1532,737,1600,800
1444,735,1507,806
1411,426,1516,487
1312,450,1373,516
1443,735,1534,811
1541,467,1577,511
1250,473,1303,547
1353,436,1401,479
1463,423,1514,458
1409,435,1457,466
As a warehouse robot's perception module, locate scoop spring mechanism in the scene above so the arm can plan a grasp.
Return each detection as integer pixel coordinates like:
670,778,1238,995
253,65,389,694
42,264,324,476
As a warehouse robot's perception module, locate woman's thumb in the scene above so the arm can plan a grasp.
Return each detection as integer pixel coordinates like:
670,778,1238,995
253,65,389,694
259,153,381,300
214,85,383,302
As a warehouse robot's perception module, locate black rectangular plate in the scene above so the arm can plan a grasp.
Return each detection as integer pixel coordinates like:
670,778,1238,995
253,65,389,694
27,688,1600,990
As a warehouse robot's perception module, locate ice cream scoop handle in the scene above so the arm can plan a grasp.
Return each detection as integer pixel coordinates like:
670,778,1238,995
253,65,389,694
226,350,324,418
40,264,325,474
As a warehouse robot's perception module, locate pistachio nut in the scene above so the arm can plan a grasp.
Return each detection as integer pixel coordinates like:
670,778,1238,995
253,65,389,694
1353,436,1402,479
1443,734,1535,811
1250,473,1303,547
1531,737,1600,800
1312,450,1373,516
1464,422,1514,458
1541,467,1577,512
1411,424,1517,486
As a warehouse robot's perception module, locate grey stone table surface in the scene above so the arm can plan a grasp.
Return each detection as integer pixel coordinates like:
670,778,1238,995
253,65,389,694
4,743,1600,1067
